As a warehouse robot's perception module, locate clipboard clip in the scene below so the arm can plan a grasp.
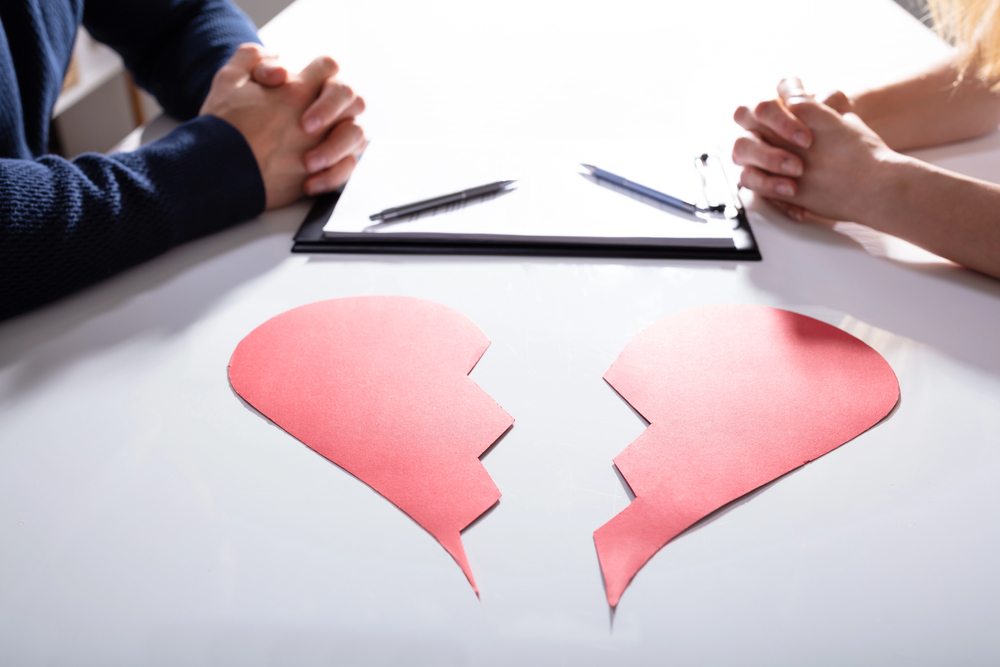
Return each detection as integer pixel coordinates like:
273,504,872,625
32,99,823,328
694,153,744,220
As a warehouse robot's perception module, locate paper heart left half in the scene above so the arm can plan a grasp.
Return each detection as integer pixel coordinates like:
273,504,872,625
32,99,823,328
229,296,514,595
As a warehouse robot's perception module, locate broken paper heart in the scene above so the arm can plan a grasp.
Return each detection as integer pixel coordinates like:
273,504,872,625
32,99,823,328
595,304,900,607
228,296,513,595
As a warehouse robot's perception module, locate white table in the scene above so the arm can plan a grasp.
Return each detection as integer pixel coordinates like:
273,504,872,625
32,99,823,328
4,1,1000,664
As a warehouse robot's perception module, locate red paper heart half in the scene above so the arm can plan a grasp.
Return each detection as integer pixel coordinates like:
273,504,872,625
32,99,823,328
595,304,900,607
229,296,514,595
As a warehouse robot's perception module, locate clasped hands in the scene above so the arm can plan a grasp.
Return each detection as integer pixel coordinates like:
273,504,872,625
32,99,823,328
200,43,367,210
732,77,901,228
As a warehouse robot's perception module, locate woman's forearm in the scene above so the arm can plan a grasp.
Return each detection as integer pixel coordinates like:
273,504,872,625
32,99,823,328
853,56,1000,151
864,154,1000,278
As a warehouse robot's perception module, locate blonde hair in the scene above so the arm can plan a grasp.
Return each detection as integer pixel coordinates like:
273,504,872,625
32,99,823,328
926,0,1000,87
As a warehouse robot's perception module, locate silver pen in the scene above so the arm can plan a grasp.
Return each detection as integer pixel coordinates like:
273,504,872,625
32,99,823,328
369,180,518,222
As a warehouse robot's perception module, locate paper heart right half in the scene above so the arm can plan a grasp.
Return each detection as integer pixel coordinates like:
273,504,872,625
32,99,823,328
595,304,900,607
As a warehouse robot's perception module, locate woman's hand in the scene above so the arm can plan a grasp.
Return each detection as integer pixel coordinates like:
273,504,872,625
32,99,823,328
732,78,869,222
733,77,1000,280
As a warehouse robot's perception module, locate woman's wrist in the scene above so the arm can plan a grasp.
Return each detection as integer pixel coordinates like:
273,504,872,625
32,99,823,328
849,86,903,142
860,154,1000,277
854,150,919,232
849,90,879,125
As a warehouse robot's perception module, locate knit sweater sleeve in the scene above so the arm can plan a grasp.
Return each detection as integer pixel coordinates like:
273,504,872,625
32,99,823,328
0,115,265,321
82,0,260,120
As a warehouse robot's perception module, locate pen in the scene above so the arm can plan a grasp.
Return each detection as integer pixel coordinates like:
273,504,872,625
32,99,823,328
581,164,724,215
369,180,517,222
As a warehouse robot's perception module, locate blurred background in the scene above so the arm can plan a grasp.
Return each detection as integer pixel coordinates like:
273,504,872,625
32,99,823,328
50,0,294,157
49,0,932,158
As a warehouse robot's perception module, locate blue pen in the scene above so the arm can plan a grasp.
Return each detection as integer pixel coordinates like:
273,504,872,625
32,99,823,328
581,164,724,215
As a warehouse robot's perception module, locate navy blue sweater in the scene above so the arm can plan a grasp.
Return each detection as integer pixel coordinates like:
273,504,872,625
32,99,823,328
0,0,266,321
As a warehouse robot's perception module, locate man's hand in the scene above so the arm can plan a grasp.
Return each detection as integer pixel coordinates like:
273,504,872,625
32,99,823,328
293,56,366,195
200,44,366,209
248,49,367,196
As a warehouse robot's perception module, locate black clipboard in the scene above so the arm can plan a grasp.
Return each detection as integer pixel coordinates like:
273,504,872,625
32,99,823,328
292,155,761,261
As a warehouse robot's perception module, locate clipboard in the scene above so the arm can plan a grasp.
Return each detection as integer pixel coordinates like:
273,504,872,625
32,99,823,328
292,149,761,261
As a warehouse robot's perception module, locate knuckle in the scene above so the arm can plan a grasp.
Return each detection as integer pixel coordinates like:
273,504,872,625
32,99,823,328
778,115,802,135
767,151,789,172
318,55,338,72
315,98,336,116
288,88,309,107
825,90,850,111
343,125,363,146
214,66,239,87
754,100,777,118
237,43,262,56
734,106,751,125
768,178,794,197
732,136,752,158
787,99,811,115
738,166,760,189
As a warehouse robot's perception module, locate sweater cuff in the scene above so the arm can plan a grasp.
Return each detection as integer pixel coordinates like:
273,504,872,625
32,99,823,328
114,114,266,244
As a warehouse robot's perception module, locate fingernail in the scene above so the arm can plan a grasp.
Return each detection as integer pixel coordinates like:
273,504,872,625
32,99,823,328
305,181,322,195
780,159,802,176
306,155,326,172
790,208,804,221
776,183,795,197
792,131,810,148
303,116,322,133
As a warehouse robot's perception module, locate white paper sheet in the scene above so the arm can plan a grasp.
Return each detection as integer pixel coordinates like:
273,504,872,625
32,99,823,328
322,140,740,247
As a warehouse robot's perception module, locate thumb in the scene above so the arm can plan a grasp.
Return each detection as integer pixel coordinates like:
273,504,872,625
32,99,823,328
786,95,843,130
776,77,843,129
252,56,288,87
226,43,269,72
777,76,811,103
215,43,270,86
821,90,854,114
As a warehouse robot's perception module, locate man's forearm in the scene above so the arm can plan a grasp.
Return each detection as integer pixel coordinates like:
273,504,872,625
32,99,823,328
0,116,264,321
853,56,1000,151
864,154,1000,278
84,0,259,120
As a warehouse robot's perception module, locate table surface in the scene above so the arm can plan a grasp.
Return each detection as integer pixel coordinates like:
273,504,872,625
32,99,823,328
4,1,1000,665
